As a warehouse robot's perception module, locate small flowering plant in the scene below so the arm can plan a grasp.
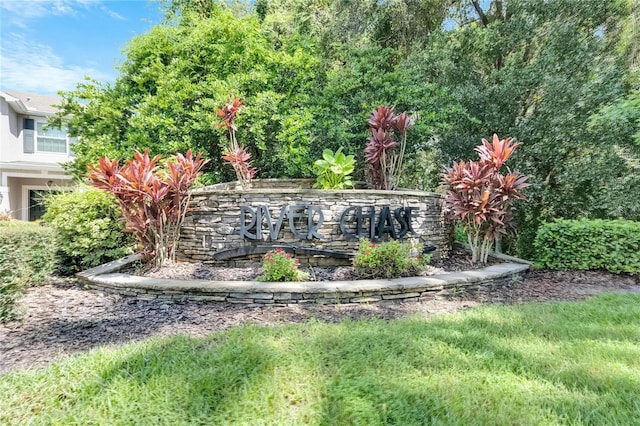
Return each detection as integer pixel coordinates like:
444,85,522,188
353,239,431,279
257,248,310,282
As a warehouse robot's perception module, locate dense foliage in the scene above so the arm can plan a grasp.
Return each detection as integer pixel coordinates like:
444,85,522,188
534,219,640,274
52,0,640,257
0,222,57,322
42,188,134,274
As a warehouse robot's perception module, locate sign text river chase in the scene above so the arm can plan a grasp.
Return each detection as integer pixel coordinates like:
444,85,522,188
239,204,419,241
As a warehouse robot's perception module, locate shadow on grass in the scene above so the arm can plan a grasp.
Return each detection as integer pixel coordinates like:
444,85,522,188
2,293,639,424
312,294,640,425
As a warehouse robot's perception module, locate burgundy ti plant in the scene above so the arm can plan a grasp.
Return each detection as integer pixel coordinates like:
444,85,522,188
441,134,530,264
216,97,256,187
364,105,414,190
87,149,209,269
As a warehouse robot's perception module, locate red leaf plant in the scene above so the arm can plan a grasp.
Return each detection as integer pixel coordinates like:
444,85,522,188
364,105,414,190
87,149,209,269
441,134,530,264
216,97,256,188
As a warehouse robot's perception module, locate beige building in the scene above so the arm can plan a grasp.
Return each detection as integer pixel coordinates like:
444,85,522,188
0,90,74,220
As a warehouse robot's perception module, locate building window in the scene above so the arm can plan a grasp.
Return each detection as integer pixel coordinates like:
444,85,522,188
36,122,68,154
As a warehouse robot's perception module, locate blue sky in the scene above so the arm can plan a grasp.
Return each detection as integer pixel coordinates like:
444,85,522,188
1,0,163,95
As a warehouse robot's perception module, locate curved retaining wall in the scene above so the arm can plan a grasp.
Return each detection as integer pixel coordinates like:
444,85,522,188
77,254,530,305
179,179,451,266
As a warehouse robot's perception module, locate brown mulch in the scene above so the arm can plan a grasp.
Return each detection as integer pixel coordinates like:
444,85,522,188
142,246,499,281
1,268,638,375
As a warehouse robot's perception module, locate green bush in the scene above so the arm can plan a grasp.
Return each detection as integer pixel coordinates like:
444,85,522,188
534,219,640,273
43,188,134,274
0,222,57,322
353,239,430,279
257,248,309,282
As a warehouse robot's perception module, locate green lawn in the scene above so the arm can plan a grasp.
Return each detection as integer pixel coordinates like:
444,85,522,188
2,294,640,425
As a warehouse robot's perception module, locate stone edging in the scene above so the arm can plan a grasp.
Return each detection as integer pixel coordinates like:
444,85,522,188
77,254,531,306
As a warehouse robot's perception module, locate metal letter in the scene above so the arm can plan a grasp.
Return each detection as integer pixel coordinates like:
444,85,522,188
261,205,288,240
239,206,257,240
394,207,409,238
405,207,419,235
361,206,376,239
376,206,397,239
339,206,359,240
307,205,324,239
288,204,308,239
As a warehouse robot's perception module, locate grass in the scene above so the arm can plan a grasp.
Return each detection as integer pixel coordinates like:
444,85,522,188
2,294,640,425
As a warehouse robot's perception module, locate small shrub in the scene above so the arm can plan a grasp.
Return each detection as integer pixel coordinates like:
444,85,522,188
43,187,134,274
353,239,430,279
454,223,468,243
257,248,310,282
0,222,57,321
534,219,640,273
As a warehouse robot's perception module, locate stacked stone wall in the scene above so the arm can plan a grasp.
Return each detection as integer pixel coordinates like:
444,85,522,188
178,179,451,266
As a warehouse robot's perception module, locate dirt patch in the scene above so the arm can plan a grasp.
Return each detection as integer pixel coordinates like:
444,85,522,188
1,269,638,375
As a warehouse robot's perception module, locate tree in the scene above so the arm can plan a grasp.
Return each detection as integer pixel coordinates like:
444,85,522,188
55,2,322,182
408,0,636,257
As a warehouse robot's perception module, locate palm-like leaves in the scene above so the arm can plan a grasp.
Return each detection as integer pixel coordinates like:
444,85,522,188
87,149,209,268
475,134,520,171
215,97,244,131
442,134,529,264
216,97,255,187
368,105,396,130
364,128,397,164
222,145,257,183
364,105,414,190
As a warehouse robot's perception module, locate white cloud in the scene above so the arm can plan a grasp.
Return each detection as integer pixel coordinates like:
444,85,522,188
0,33,115,94
0,0,123,27
103,7,126,21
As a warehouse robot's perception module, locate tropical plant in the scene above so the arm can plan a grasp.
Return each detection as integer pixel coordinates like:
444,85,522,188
442,134,530,264
87,149,208,269
217,98,257,187
312,147,355,189
364,105,414,190
257,248,309,282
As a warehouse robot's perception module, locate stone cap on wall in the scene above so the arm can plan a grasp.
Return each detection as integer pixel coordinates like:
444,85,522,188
77,253,531,305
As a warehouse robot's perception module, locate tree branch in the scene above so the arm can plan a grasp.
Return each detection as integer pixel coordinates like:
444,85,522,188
470,0,489,27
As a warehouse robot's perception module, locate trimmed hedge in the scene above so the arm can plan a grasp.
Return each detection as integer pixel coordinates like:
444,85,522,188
43,188,134,274
534,219,640,274
0,222,57,322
